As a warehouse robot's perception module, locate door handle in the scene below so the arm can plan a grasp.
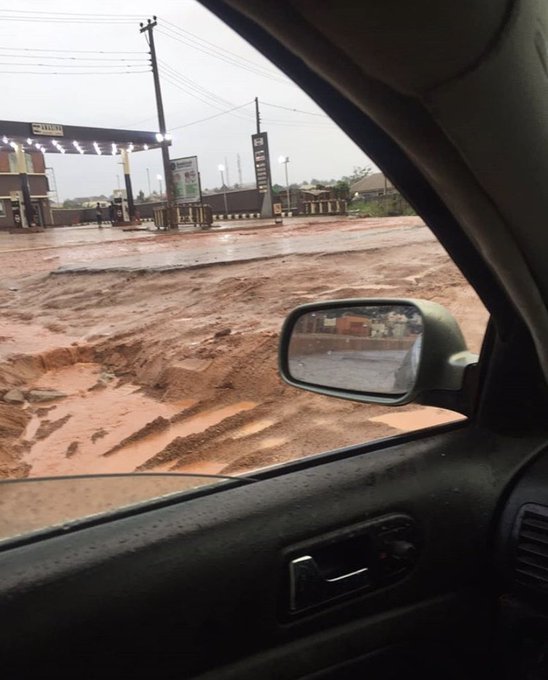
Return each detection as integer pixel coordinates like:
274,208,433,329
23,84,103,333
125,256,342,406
289,554,369,612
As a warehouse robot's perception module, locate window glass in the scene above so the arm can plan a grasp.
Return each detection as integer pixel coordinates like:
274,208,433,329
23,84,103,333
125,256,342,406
0,2,488,524
7,153,35,174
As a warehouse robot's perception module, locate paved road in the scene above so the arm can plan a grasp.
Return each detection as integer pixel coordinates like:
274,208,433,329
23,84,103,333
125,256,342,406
0,216,431,278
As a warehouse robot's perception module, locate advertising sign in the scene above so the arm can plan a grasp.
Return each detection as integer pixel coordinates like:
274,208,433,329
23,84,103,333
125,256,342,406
171,156,200,203
31,122,64,137
251,132,271,194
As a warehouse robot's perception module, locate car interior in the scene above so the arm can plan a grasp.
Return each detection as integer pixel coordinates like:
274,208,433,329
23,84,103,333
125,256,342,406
3,1,548,677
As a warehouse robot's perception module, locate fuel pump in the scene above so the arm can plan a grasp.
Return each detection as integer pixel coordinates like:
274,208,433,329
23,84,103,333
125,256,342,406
10,191,28,228
112,189,129,223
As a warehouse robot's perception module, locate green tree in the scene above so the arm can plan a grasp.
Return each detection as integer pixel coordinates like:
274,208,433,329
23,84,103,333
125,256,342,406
136,190,145,203
342,165,372,185
333,180,350,199
62,199,81,208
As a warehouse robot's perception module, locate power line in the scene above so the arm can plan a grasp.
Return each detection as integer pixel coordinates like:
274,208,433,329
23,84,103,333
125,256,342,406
159,60,244,111
159,63,254,122
0,61,148,69
0,47,147,55
0,54,149,62
157,26,283,83
0,69,150,75
126,115,161,128
161,72,251,119
261,101,328,117
167,102,254,131
0,11,138,24
0,16,135,24
159,18,279,77
156,27,285,84
0,9,141,17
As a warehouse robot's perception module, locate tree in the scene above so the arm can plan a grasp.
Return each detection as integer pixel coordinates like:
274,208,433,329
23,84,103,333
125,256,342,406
62,199,81,209
136,190,145,203
342,165,372,185
333,180,350,199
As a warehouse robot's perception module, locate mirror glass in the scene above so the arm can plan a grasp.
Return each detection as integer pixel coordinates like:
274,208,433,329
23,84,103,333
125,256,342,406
287,304,423,395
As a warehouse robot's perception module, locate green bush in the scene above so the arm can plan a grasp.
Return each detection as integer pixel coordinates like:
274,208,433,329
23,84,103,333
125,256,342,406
350,195,415,217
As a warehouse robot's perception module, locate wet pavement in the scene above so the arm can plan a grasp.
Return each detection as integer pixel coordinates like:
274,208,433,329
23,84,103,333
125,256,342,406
51,218,430,273
0,216,429,282
0,223,158,253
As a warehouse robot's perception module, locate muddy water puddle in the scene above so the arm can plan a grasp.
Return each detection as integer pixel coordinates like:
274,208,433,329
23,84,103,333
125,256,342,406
0,322,81,361
107,402,256,474
21,362,256,477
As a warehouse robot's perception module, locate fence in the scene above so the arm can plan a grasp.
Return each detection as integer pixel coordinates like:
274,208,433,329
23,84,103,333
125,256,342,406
303,199,347,216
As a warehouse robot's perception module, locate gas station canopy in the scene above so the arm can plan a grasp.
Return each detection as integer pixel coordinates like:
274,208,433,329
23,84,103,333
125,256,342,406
0,120,170,155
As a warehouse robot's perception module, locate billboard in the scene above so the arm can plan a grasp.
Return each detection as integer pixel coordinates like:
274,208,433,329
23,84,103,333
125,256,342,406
171,156,200,203
251,132,271,194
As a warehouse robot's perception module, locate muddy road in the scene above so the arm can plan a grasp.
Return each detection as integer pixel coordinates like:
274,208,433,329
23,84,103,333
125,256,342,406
0,217,487,479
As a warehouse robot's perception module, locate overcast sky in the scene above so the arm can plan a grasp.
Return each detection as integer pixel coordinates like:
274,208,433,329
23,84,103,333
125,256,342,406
0,1,373,200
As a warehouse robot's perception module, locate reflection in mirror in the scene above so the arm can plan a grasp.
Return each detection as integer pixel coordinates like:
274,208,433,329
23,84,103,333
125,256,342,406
288,305,423,395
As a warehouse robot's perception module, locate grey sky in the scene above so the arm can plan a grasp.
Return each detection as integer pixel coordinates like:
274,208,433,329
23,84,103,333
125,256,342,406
0,1,373,200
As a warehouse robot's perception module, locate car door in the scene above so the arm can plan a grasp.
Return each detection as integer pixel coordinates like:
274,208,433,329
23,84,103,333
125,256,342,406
1,1,547,678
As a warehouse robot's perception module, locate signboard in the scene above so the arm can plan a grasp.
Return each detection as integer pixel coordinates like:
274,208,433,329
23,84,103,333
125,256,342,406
31,122,64,137
251,132,271,194
171,156,200,203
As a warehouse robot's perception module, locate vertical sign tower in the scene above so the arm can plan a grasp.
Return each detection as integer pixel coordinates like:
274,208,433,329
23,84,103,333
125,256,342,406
252,97,273,218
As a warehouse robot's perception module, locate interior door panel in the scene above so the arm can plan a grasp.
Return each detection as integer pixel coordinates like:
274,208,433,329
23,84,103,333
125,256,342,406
0,424,545,677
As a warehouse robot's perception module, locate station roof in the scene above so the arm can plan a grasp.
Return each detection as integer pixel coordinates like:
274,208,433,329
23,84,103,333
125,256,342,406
0,120,170,155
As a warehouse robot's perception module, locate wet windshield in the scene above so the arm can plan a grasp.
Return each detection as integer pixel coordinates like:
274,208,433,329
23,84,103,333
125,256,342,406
0,2,488,542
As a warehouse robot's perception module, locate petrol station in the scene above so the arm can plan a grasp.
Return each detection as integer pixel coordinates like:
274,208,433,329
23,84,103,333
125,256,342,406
0,120,168,230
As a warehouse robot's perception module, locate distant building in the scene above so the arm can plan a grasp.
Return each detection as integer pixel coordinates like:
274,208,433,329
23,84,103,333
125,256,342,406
0,150,51,228
350,172,396,199
300,187,333,201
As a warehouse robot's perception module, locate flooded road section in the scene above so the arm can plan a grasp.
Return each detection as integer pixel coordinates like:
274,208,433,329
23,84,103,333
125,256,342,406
57,221,429,273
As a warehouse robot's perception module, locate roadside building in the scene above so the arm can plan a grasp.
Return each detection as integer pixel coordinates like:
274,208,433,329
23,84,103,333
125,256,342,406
0,149,51,228
350,172,395,199
335,315,371,336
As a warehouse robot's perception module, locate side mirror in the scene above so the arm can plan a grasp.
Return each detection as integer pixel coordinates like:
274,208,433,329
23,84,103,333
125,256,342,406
279,299,478,411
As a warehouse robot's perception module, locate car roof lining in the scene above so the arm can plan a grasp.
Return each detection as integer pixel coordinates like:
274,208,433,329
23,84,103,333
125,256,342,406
201,0,548,382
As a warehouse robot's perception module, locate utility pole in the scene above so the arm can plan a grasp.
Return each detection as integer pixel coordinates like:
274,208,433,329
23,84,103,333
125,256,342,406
224,156,230,187
237,153,242,185
255,96,261,134
140,16,176,228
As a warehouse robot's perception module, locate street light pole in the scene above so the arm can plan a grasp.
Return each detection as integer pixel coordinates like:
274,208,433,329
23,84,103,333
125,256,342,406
278,156,290,213
146,168,151,197
157,174,163,198
218,164,228,216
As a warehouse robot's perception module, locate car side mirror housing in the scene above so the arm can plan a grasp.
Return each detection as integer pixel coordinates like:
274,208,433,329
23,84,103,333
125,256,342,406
279,299,478,413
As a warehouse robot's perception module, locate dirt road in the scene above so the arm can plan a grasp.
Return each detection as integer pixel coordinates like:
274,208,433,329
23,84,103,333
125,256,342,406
0,217,487,479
